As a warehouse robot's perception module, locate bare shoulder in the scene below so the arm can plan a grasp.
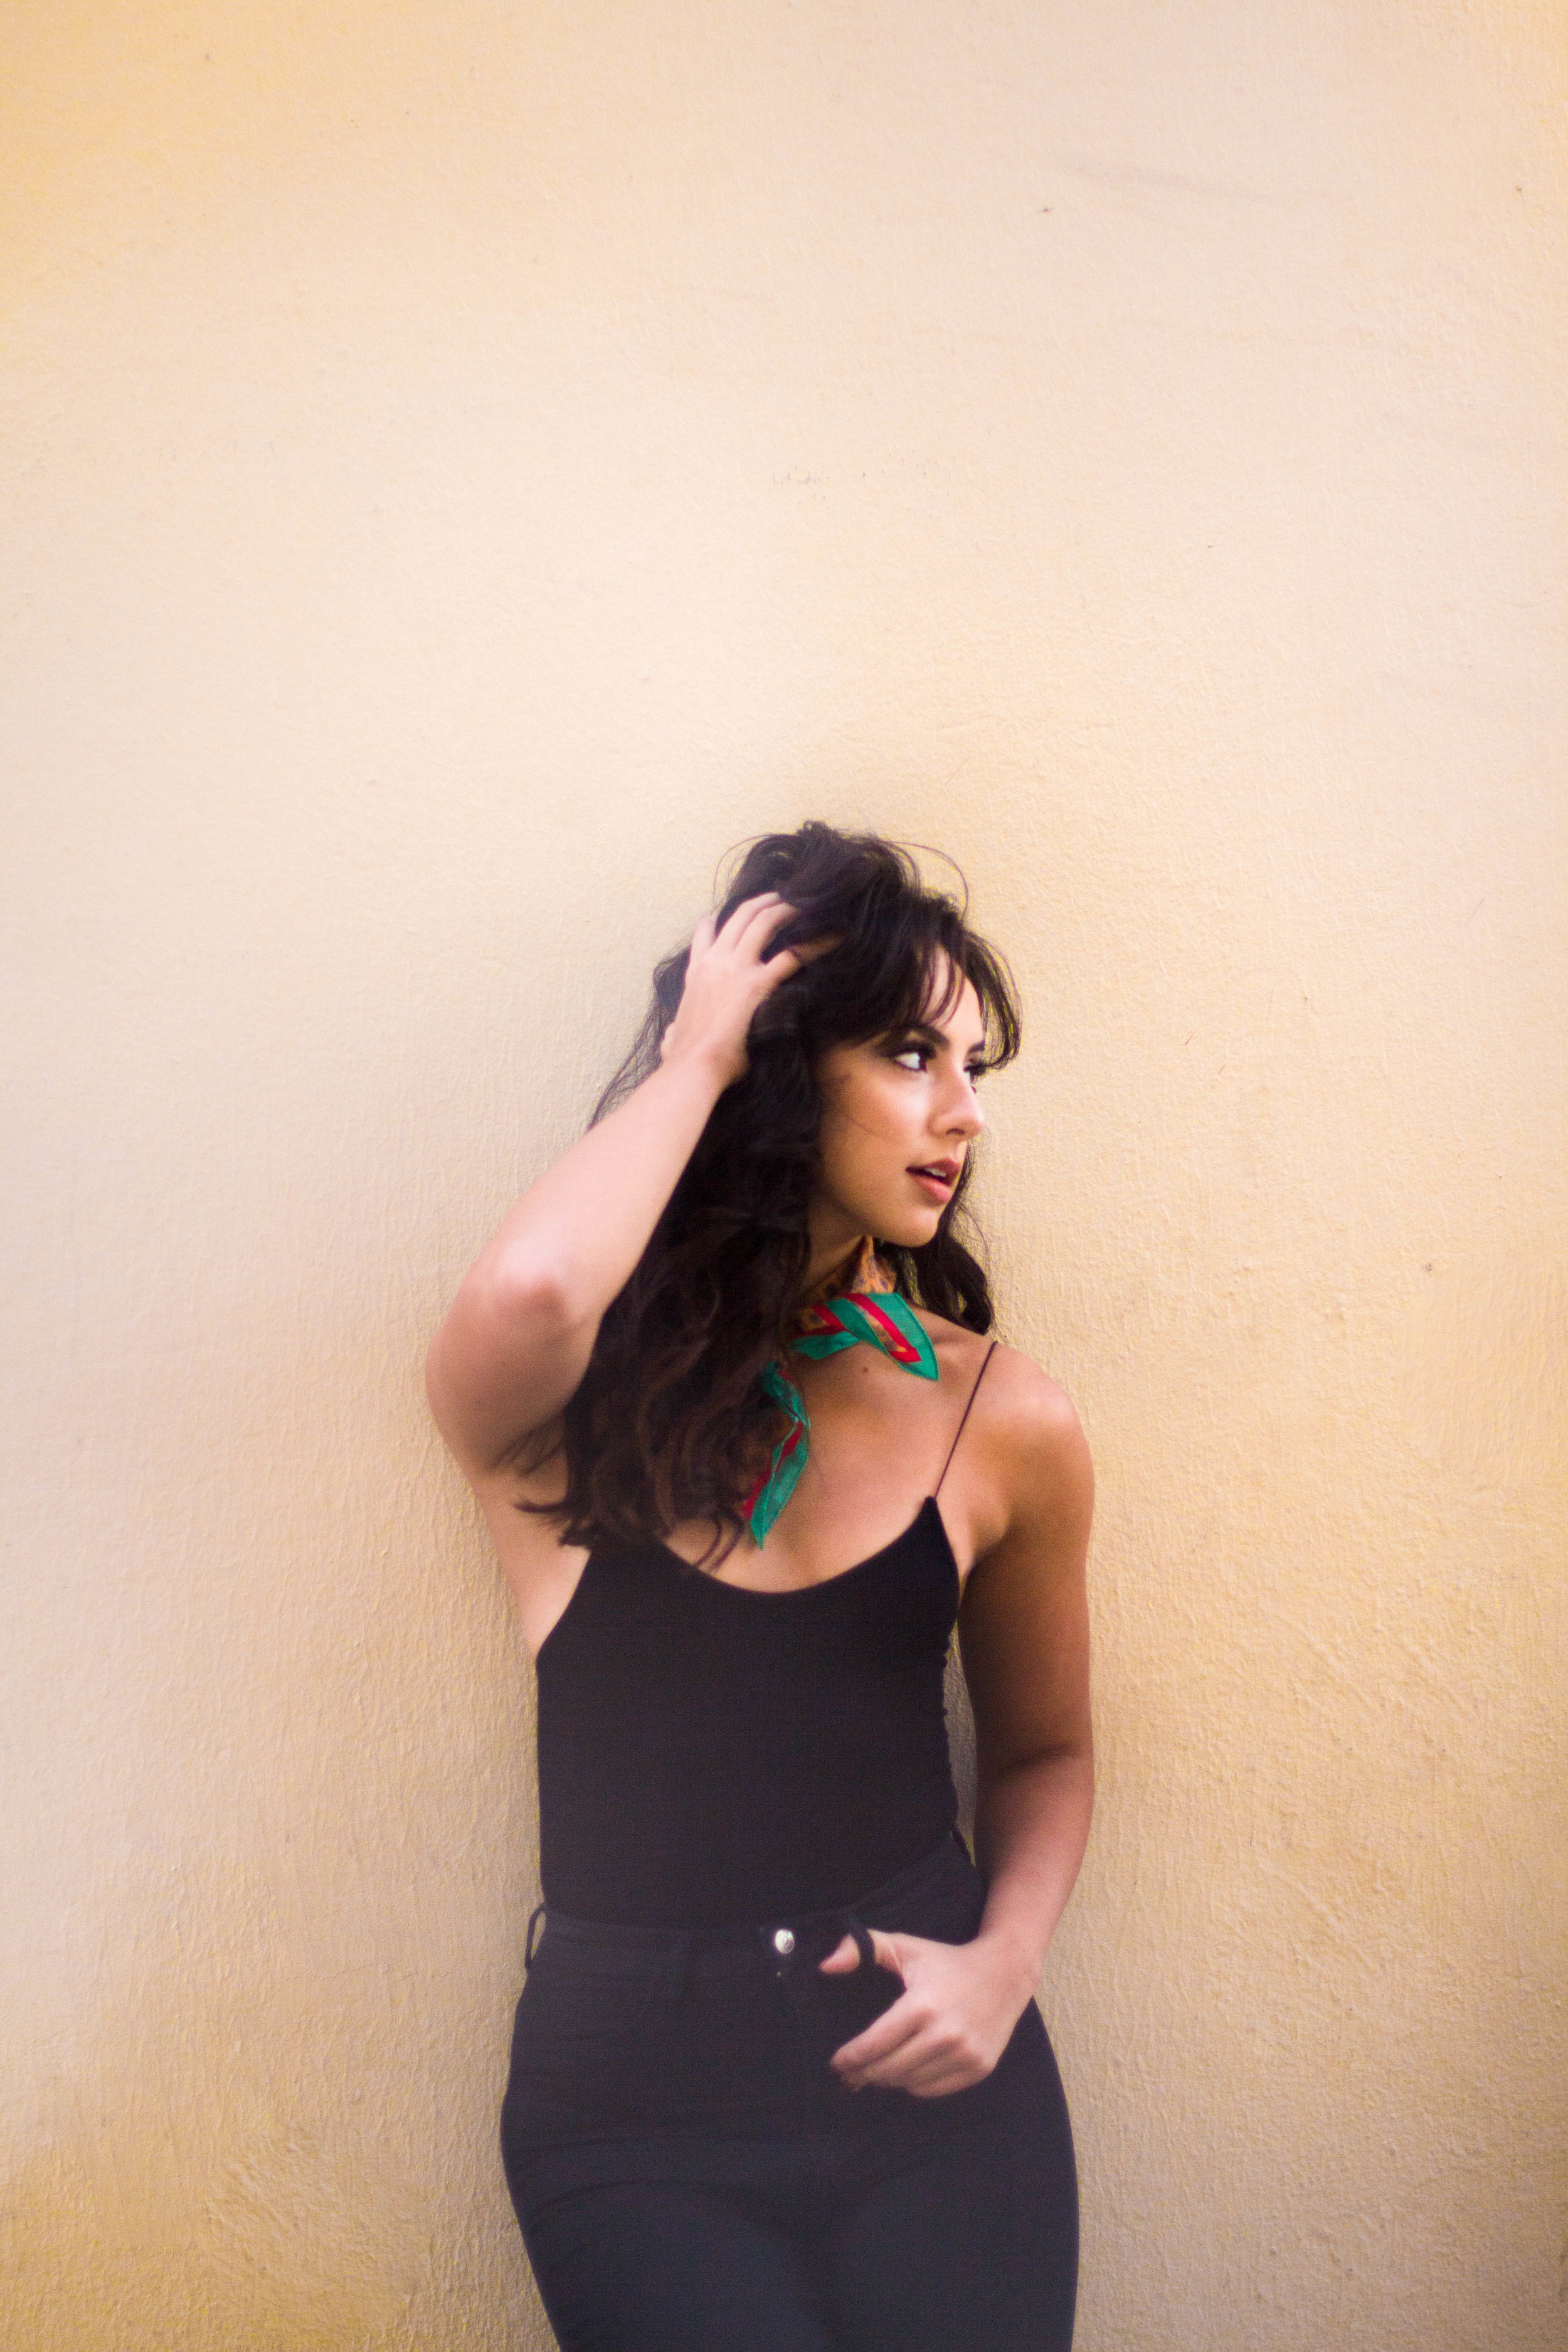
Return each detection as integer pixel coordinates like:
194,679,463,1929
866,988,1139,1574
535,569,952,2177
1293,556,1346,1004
980,1345,1093,1554
982,1342,1089,1473
917,1314,1093,1571
920,1312,1088,1469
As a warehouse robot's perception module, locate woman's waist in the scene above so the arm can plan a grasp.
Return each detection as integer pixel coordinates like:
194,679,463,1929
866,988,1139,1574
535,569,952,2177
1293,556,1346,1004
538,1768,961,1932
530,1828,980,1971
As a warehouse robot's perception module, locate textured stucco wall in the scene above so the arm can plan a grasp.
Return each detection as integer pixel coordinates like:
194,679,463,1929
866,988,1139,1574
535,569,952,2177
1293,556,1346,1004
4,4,1564,2346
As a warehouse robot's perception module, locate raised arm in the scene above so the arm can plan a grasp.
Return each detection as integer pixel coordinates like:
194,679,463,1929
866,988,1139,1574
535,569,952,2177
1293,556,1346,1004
425,893,815,1480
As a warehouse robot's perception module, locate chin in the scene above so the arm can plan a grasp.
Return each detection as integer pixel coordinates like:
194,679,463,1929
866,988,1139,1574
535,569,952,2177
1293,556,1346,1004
875,1209,945,1250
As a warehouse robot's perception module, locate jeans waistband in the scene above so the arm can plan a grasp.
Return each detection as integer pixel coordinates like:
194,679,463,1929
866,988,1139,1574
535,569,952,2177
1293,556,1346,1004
526,1831,973,1970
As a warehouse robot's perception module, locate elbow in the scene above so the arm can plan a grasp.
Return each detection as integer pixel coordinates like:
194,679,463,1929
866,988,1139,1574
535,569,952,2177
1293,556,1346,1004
487,1248,577,1330
425,1250,576,1398
980,1735,1094,1794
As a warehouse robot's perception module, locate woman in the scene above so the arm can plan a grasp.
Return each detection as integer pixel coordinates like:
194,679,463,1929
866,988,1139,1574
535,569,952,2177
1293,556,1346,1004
426,823,1094,2351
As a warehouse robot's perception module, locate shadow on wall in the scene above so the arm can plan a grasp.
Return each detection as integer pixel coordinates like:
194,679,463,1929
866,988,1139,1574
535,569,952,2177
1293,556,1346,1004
0,1671,965,2352
0,1920,539,2349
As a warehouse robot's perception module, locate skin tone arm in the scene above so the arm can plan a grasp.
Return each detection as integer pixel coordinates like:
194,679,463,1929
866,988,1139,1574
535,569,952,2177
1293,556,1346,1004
821,1368,1094,2097
425,893,820,1475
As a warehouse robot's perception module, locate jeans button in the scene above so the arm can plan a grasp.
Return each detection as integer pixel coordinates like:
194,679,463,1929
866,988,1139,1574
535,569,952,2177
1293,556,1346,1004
772,1927,796,1956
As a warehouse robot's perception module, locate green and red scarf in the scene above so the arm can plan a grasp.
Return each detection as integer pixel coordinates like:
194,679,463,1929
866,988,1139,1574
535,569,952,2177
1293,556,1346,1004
741,1237,938,1545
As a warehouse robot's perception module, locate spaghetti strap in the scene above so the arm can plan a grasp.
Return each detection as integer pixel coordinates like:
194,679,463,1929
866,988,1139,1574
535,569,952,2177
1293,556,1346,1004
933,1340,1000,1497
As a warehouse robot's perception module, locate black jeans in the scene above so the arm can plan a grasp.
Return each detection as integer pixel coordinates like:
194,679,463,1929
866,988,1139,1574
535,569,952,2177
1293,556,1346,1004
501,1835,1078,2351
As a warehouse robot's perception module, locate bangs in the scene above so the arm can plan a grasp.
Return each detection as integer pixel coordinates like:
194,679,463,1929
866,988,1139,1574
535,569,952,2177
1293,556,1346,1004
811,901,1022,1076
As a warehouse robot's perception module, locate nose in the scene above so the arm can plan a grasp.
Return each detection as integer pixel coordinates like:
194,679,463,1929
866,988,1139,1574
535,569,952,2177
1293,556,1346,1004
940,1066,985,1142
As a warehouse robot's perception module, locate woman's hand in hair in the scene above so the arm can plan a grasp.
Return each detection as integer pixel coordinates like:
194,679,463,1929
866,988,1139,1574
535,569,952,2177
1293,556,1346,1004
659,894,834,1090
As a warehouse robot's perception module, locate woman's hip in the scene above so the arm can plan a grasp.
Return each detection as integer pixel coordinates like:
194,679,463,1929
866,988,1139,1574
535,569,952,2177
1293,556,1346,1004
499,1833,1059,2163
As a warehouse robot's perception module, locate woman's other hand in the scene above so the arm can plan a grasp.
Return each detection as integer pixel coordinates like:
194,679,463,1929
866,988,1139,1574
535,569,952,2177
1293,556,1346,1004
659,894,833,1090
819,1928,1035,2099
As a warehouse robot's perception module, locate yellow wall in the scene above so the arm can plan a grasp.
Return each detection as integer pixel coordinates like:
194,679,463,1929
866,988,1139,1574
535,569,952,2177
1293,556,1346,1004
4,3,1563,2344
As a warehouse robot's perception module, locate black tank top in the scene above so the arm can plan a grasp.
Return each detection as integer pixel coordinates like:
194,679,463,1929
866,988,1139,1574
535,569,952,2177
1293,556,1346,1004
534,1344,998,1929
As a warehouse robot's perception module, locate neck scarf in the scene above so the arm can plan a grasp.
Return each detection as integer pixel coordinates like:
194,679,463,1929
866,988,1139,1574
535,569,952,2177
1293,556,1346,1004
740,1237,938,1546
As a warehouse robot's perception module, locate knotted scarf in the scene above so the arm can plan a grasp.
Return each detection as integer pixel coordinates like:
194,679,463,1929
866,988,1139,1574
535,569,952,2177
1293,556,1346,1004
741,1237,938,1545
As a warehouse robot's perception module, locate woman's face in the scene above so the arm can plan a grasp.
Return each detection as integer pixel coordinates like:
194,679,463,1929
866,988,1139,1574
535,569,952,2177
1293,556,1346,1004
808,961,988,1275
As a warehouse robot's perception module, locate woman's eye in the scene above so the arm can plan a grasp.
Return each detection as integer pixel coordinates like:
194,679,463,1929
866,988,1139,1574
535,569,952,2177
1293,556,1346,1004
887,1046,987,1078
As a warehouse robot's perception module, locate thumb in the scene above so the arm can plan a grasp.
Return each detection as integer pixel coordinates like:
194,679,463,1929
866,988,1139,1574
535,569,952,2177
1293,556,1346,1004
817,1929,904,1978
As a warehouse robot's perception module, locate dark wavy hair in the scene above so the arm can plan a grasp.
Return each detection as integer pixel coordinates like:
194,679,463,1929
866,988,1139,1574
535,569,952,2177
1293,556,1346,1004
520,822,1022,1565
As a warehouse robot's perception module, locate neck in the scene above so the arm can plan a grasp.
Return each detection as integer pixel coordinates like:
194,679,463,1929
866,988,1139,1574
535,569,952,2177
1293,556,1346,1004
802,1198,871,1297
797,1232,881,1311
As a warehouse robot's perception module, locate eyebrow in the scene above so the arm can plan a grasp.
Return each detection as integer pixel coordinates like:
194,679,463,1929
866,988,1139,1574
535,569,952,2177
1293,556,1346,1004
895,1020,990,1058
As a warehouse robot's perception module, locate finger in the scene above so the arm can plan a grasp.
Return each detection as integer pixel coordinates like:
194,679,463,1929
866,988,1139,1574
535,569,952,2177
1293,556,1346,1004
848,2053,942,2095
740,899,804,959
753,948,800,990
681,916,718,976
834,2021,926,2091
909,2065,987,2099
718,891,787,943
891,2042,994,2098
829,1989,924,2080
817,1926,905,1978
839,2024,978,2097
880,2056,980,2099
760,929,844,993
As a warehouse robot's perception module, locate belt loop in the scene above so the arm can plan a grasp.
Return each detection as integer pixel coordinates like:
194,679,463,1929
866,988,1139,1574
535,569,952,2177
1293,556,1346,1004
524,1902,546,1969
664,1931,691,2005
